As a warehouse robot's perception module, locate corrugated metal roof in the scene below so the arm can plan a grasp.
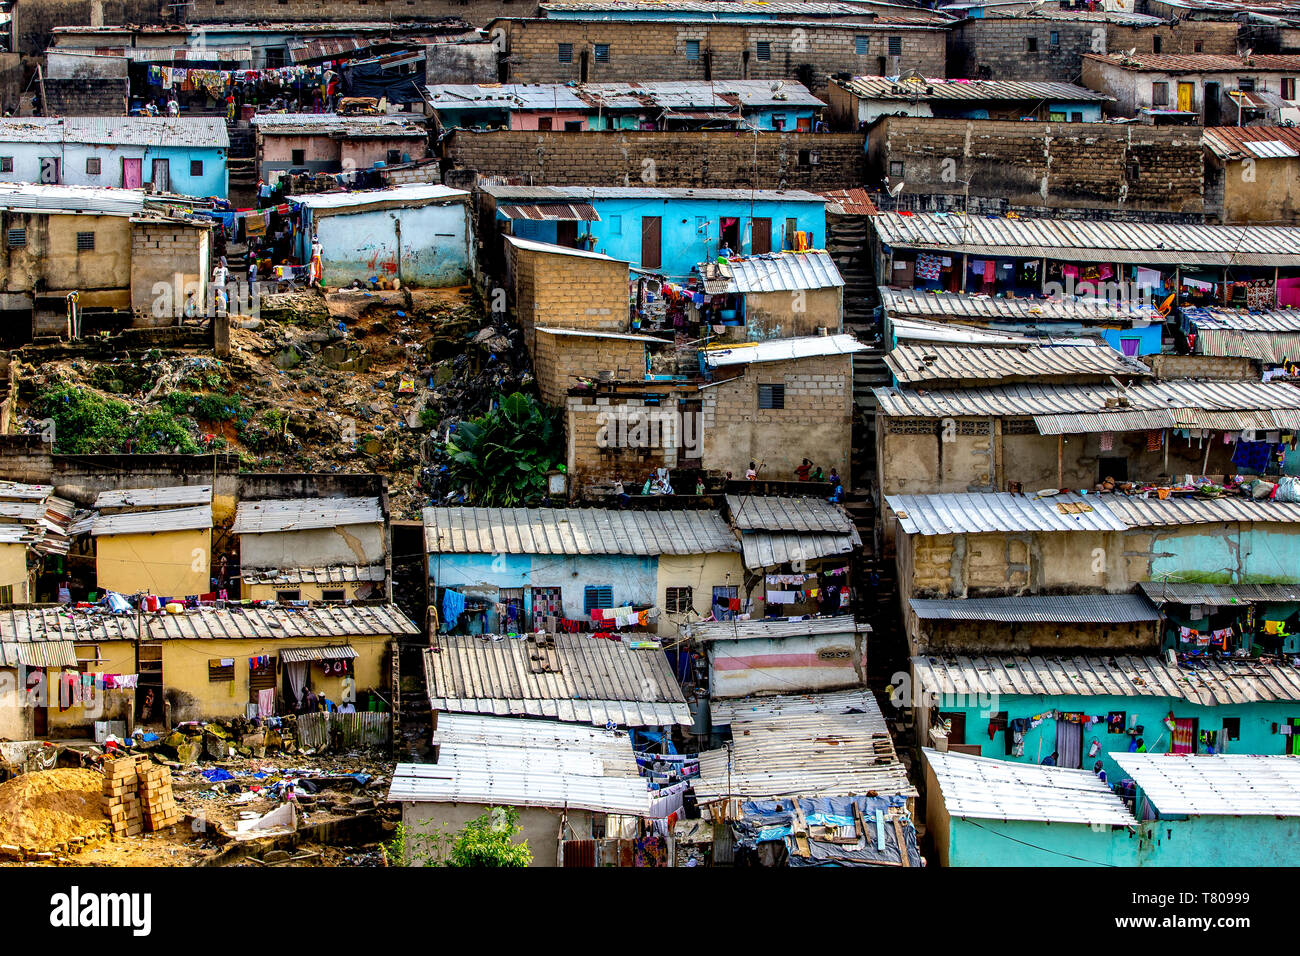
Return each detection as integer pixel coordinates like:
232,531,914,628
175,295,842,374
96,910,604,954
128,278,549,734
0,481,54,501
506,235,618,259
145,604,419,640
698,251,844,293
288,185,466,211
1186,306,1300,332
873,211,1300,267
874,379,1300,433
887,492,1128,535
694,690,915,800
912,653,1300,706
740,529,862,568
387,713,652,814
240,565,387,585
93,485,213,510
1111,753,1300,817
703,333,865,367
0,606,141,643
820,187,879,217
498,201,600,222
837,76,1110,102
540,0,946,17
689,614,868,642
1139,581,1300,605
924,748,1136,825
427,80,825,112
910,592,1160,624
483,184,826,203
1204,125,1300,160
1086,51,1300,72
233,497,383,534
0,641,79,669
890,316,1039,345
0,182,147,217
881,288,1161,323
534,326,662,343
1185,306,1300,362
279,644,358,663
885,341,1151,385
423,635,691,726
726,495,854,533
1103,494,1300,527
423,507,738,556
0,116,229,148
91,505,212,537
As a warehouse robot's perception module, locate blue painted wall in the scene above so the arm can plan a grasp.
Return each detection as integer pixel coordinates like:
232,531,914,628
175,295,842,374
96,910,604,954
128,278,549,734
933,692,1297,782
503,196,827,279
1147,526,1300,586
430,552,658,626
148,145,228,200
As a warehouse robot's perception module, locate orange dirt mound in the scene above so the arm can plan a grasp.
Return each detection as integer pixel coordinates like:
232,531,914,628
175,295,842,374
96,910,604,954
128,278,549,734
0,768,107,851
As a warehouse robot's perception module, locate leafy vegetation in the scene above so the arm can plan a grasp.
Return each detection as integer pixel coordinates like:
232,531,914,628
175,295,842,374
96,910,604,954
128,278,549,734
33,385,204,455
384,808,533,868
442,392,561,506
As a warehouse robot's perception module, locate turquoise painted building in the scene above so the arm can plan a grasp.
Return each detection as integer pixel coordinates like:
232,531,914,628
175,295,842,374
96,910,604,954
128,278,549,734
483,185,828,280
926,748,1300,866
911,654,1300,784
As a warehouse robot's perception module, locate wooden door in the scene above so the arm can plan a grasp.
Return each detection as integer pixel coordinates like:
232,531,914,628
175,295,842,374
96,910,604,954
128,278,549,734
1176,81,1194,113
751,217,772,254
641,216,662,270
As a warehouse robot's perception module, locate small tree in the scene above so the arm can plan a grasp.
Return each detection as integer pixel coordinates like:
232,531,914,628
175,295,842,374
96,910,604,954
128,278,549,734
392,807,533,868
443,392,561,506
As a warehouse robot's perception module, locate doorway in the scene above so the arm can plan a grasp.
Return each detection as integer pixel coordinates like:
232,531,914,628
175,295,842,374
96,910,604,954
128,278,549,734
751,217,772,254
1055,717,1083,768
1204,82,1221,125
640,216,662,269
719,217,740,254
1097,457,1128,486
137,641,162,723
122,157,142,189
151,159,170,193
1176,81,1195,113
557,219,580,248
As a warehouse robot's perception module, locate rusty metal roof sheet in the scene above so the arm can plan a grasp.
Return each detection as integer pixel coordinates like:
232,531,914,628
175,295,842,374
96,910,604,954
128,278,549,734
837,76,1110,102
1085,51,1300,71
0,606,141,643
873,211,1300,267
689,614,868,642
726,495,855,533
912,653,1300,706
423,635,691,726
1204,125,1300,159
694,690,915,800
144,604,419,640
910,592,1160,624
93,485,213,510
1139,581,1300,605
497,201,600,222
423,506,738,556
885,340,1151,385
881,288,1161,324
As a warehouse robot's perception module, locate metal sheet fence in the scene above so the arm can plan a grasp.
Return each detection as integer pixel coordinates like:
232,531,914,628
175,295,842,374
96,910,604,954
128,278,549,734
297,711,391,750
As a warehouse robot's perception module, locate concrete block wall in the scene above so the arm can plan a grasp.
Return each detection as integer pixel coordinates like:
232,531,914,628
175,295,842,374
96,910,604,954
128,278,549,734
445,130,867,190
511,243,628,356
42,78,129,117
534,333,644,406
129,222,208,323
499,19,948,90
565,396,678,488
867,117,1204,214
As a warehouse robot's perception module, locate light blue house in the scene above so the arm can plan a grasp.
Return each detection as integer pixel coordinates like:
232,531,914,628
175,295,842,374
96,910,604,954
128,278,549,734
910,654,1300,785
925,748,1300,866
289,184,473,288
0,117,229,200
423,506,743,639
483,185,828,280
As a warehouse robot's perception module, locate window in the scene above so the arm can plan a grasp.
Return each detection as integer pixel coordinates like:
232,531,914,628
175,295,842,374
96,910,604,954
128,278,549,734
558,42,574,63
685,39,700,60
276,589,301,602
1070,112,1083,122
1238,77,1256,91
6,228,24,248
291,148,306,165
321,589,346,602
772,113,786,130
1152,81,1169,106
1026,37,1038,52
208,658,235,682
609,214,622,235
248,656,276,704
190,159,203,176
1049,111,1066,122
584,585,613,614
665,586,693,613
713,585,739,620
888,35,902,56
387,149,402,165
1050,31,1060,47
76,231,94,251
855,35,869,55
1285,77,1297,100
1152,35,1162,53
1194,39,1203,52
1223,717,1241,741
594,43,610,63
756,40,771,61
758,383,785,409
564,120,582,131
0,157,11,172
85,157,101,175
889,160,905,177
1126,161,1140,180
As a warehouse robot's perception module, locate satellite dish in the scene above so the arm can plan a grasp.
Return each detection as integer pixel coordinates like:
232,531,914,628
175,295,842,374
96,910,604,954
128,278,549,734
889,181,905,198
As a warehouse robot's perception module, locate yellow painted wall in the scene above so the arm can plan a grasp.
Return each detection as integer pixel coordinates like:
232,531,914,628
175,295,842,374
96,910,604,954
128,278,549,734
160,633,390,719
45,640,137,733
655,551,746,640
0,668,33,739
95,527,211,597
0,541,31,602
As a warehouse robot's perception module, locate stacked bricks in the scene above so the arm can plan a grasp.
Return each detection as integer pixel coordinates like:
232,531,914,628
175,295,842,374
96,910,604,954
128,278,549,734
102,755,180,836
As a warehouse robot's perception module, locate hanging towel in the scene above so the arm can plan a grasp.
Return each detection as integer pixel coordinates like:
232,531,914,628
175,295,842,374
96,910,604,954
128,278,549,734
441,589,466,628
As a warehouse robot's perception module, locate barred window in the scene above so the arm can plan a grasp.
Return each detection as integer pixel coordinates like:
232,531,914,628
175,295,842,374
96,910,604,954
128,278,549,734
665,586,693,614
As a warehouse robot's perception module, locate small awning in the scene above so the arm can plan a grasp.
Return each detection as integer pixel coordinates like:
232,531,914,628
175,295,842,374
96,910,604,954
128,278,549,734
0,641,78,668
279,644,358,664
498,202,599,222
